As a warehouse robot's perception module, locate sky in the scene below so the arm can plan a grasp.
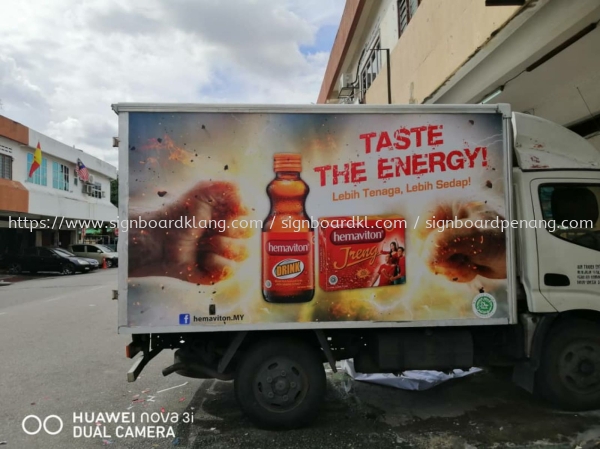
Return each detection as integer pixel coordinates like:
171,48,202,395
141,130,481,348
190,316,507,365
0,0,344,167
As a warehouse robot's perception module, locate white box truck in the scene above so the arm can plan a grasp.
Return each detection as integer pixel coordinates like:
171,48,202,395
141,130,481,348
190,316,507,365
112,104,600,429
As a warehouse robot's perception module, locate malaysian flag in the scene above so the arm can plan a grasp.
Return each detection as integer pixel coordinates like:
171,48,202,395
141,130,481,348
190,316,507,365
77,159,89,182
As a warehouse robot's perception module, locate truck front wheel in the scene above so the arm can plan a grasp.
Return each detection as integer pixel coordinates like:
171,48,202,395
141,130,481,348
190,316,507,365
538,319,600,410
234,338,326,429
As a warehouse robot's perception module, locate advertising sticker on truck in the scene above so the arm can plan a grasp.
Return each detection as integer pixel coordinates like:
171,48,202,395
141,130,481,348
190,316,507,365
125,111,508,327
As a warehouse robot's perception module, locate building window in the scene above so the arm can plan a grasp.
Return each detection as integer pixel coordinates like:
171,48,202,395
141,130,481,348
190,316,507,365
26,153,47,186
358,38,382,102
398,0,420,37
85,182,103,198
0,154,12,180
92,182,102,198
52,162,70,191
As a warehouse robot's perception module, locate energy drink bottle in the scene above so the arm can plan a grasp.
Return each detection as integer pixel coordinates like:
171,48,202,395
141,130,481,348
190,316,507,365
262,153,314,303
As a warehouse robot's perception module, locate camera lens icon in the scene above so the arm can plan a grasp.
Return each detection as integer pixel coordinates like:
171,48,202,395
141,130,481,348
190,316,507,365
22,415,63,436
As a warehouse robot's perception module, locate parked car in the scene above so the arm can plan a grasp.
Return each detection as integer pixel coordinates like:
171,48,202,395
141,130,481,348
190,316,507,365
52,248,100,271
0,253,11,270
8,247,93,275
97,237,118,252
69,244,118,268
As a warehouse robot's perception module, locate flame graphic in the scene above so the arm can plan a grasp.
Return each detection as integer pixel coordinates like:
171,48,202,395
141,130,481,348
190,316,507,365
141,135,195,166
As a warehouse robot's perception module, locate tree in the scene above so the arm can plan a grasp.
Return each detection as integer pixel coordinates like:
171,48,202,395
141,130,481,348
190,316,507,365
111,177,118,208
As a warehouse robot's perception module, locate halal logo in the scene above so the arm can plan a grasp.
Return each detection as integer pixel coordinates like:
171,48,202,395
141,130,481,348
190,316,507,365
472,293,497,318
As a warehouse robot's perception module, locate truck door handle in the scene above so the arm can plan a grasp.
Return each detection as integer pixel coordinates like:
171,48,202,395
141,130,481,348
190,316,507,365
544,273,570,287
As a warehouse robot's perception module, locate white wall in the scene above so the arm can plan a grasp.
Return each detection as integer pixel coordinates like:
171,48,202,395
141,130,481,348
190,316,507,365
379,0,399,51
28,129,117,179
342,0,395,93
0,130,117,222
26,183,117,222
18,149,113,203
25,129,116,218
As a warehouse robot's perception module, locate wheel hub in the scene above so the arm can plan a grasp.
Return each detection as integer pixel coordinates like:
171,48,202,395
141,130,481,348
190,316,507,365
559,342,600,393
274,378,290,394
255,359,305,411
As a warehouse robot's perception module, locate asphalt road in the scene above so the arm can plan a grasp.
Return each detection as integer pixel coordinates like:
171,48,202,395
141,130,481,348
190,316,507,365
1,270,599,448
0,269,203,449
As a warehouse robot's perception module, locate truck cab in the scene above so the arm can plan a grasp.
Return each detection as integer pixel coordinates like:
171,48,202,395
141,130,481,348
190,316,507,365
510,112,600,409
512,112,600,313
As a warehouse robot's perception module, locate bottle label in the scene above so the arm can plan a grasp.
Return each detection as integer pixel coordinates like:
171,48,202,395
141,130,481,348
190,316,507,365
262,232,314,292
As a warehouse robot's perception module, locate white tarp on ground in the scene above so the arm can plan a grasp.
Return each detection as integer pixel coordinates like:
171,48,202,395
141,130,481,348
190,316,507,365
342,360,482,391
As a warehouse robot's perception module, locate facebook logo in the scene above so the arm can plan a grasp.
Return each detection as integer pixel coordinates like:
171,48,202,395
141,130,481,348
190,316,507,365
179,314,191,325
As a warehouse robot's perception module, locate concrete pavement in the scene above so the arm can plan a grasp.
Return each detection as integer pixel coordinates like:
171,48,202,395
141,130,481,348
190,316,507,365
0,270,203,449
1,270,599,448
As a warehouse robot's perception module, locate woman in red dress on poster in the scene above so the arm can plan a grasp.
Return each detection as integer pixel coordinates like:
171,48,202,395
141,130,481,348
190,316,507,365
381,242,401,265
380,241,405,285
372,255,401,287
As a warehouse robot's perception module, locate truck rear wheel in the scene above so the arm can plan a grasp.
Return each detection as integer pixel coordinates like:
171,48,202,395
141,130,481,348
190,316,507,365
538,319,600,410
234,338,326,429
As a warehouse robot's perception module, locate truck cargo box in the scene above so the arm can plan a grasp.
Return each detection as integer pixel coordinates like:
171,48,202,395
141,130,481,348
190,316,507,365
113,104,516,334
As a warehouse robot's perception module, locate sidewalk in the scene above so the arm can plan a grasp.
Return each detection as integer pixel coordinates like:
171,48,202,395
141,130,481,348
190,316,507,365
0,272,58,285
0,273,14,286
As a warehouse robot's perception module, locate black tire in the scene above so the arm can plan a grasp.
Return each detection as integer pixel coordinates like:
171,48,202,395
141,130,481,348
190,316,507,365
8,263,21,274
105,259,113,268
61,263,75,275
234,338,326,429
538,319,600,411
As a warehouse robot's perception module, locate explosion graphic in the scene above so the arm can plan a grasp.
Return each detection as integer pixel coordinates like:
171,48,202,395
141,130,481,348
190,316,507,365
141,135,195,167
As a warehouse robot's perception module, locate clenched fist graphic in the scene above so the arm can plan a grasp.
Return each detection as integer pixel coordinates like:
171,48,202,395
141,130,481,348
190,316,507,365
129,181,252,284
418,201,506,282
